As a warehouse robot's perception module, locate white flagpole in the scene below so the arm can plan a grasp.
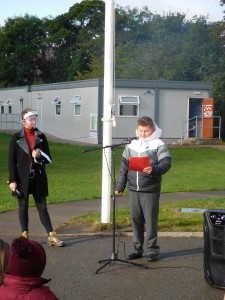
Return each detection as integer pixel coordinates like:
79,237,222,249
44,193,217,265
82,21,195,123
101,0,115,223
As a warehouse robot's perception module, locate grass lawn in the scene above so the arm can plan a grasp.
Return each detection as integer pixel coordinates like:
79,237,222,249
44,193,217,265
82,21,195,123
1,132,225,231
63,197,225,232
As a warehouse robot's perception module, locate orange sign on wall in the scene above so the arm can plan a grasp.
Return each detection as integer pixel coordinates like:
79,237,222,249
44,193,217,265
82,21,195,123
202,98,214,138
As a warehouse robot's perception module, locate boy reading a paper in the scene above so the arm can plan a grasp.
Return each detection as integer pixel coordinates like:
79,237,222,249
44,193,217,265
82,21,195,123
115,116,171,261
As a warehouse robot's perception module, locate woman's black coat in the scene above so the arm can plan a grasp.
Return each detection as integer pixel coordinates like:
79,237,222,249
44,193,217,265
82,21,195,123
8,128,52,198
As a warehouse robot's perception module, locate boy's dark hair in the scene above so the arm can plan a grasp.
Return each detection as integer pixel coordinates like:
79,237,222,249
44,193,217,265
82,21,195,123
137,116,154,128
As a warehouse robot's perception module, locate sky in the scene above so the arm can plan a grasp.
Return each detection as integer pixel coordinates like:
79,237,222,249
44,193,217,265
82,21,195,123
0,0,224,26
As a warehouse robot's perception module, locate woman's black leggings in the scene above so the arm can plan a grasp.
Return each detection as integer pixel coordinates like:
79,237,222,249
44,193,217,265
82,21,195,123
18,194,53,233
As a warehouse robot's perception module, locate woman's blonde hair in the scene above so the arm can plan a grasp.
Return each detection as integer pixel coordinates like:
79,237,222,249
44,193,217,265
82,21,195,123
21,108,33,120
0,239,9,286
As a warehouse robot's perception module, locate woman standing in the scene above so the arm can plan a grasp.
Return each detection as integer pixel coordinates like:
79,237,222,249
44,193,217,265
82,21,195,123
8,108,64,247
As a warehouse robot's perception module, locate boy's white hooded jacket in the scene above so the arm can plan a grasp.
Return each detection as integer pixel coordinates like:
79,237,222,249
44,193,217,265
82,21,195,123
115,123,171,193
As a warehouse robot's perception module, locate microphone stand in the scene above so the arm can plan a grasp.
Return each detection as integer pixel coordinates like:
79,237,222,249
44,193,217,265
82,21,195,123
83,139,148,273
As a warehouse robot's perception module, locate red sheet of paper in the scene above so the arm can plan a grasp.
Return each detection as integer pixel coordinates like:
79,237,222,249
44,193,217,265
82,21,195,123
128,157,150,172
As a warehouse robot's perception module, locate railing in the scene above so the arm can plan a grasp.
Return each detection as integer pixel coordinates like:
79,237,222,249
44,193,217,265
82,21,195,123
0,113,21,132
181,116,221,146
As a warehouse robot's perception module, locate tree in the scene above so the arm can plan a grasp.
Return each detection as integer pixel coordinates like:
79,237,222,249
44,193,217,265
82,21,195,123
0,15,46,86
64,0,105,80
41,14,75,83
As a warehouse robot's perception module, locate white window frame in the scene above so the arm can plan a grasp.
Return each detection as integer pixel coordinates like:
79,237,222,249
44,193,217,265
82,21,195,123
0,100,4,114
8,105,12,114
1,105,4,114
52,96,61,104
5,100,12,114
118,95,140,117
52,96,61,116
74,105,81,116
5,99,12,105
70,96,81,116
70,96,81,104
90,113,98,131
55,104,61,116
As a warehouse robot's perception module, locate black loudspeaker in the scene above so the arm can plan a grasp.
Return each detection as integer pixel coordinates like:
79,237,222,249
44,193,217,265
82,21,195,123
204,209,225,289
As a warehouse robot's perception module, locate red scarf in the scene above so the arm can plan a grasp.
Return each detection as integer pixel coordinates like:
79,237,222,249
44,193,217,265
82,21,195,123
24,127,35,152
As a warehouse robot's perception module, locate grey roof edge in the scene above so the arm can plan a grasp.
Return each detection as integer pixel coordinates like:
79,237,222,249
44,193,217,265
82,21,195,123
31,79,104,91
0,79,104,92
0,78,213,92
115,79,213,90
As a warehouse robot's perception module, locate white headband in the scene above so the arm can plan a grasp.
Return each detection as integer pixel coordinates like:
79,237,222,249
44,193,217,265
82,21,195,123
23,111,38,120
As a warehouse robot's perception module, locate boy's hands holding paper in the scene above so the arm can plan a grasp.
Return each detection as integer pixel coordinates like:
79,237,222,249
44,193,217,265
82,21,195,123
128,156,151,173
143,166,152,174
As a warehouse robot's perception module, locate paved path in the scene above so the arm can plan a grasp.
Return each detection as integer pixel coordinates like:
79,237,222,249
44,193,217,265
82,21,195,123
1,190,225,237
1,191,225,300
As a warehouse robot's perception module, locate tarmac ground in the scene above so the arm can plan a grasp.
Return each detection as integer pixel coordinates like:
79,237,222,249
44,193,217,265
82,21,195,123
1,234,224,300
1,190,225,299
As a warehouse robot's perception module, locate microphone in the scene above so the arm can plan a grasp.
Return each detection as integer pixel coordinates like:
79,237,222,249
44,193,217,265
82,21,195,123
127,137,138,143
13,189,24,199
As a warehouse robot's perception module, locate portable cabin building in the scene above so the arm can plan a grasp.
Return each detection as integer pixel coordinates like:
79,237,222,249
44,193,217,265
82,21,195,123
0,79,214,144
